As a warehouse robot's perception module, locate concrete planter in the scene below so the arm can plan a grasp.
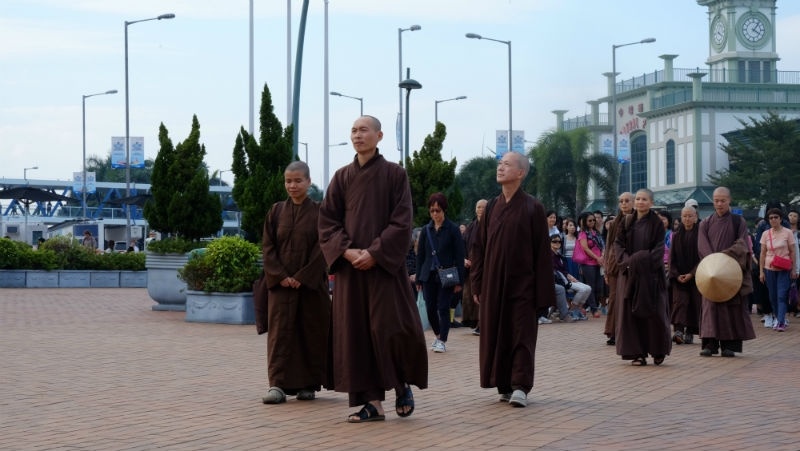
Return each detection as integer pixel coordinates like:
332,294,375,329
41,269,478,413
60,271,91,288
185,290,255,325
146,252,190,312
26,271,59,288
91,271,121,288
120,271,147,288
0,270,26,288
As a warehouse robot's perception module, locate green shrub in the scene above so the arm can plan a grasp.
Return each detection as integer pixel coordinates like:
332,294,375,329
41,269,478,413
178,236,260,293
145,236,205,254
108,252,146,271
0,235,147,271
0,239,33,269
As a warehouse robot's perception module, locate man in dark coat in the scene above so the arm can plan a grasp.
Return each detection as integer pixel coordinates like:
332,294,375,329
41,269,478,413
461,198,487,332
697,187,756,357
470,151,555,408
668,206,702,344
261,161,331,405
318,115,428,423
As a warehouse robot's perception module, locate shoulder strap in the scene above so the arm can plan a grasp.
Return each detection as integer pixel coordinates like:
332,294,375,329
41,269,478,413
425,224,441,268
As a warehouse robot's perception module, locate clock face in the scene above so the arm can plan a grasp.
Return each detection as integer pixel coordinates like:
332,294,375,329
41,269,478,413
711,16,727,49
742,16,765,42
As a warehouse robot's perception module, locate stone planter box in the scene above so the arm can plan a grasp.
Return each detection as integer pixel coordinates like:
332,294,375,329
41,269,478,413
0,270,26,288
60,271,91,288
0,270,146,288
146,252,190,312
185,290,255,325
120,271,147,288
91,271,121,288
26,271,59,288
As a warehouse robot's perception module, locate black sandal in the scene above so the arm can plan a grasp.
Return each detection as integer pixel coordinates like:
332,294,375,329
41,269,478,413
631,357,647,366
653,356,665,366
395,384,415,418
347,403,385,423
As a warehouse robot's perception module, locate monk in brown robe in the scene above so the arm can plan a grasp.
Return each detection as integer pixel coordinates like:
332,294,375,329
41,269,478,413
613,188,672,366
697,186,756,357
261,161,331,404
603,192,633,345
668,206,702,345
318,115,428,423
470,151,555,408
462,198,487,332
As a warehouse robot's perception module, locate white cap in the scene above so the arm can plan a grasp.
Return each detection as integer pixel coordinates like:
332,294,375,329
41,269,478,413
685,199,699,208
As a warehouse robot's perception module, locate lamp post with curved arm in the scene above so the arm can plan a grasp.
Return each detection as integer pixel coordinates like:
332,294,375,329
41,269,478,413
466,32,511,155
434,96,467,125
82,89,117,219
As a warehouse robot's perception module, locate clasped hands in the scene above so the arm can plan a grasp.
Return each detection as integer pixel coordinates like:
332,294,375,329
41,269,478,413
344,248,376,270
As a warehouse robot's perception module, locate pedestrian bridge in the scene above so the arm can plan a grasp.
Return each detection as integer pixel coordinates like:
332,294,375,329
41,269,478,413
0,178,237,243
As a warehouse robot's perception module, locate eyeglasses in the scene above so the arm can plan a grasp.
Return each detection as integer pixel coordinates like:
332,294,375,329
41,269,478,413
429,208,442,214
550,240,562,244
769,215,780,220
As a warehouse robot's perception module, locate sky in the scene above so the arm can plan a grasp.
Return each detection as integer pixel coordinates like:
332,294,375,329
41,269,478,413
3,0,800,190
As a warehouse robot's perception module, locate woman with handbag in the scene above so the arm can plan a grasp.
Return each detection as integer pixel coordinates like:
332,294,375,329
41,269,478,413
574,212,604,318
416,192,465,353
758,208,797,332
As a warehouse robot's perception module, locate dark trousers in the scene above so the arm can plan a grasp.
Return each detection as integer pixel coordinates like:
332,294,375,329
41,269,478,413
580,264,602,312
422,272,454,342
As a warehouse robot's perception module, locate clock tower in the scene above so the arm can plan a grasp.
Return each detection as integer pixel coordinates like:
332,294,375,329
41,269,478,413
697,0,779,83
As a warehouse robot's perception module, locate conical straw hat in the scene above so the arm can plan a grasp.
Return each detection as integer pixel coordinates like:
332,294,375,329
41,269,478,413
695,252,743,302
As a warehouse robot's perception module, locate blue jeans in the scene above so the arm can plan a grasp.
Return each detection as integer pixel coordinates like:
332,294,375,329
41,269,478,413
422,272,454,342
765,269,790,326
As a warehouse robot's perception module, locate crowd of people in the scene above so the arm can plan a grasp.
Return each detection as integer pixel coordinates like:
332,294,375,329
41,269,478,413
257,114,789,423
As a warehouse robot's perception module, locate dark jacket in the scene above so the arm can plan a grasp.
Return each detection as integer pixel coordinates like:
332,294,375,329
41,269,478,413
416,218,465,284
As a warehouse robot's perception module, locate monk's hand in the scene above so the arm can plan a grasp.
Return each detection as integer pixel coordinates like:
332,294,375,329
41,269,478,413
473,294,480,305
280,277,293,287
343,248,361,263
352,249,376,270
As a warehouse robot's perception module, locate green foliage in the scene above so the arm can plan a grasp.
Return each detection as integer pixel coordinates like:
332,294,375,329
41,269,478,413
531,128,618,217
406,122,461,226
454,156,500,221
178,236,261,293
144,116,223,240
145,236,205,254
231,84,294,243
709,112,800,208
0,236,146,270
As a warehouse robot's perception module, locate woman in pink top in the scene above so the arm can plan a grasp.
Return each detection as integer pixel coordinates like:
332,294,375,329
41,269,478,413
575,212,604,317
759,208,797,332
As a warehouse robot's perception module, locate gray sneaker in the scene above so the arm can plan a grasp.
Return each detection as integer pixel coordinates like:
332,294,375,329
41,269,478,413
509,389,527,407
433,340,446,353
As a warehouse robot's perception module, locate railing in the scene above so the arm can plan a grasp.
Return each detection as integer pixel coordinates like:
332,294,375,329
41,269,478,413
615,67,800,95
652,85,800,109
561,113,610,131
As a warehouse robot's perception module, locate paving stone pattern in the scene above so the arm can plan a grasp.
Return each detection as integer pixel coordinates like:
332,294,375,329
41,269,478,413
1,289,798,450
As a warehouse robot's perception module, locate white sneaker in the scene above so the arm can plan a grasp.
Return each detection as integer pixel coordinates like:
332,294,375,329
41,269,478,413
508,389,527,407
538,316,552,325
433,340,446,353
764,315,774,328
431,338,440,350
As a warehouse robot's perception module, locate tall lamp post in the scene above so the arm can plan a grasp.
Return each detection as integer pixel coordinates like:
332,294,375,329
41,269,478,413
218,169,228,186
24,166,38,181
299,141,309,162
434,96,467,124
398,24,421,161
82,89,117,219
466,33,512,154
124,12,175,245
398,78,422,166
330,91,363,116
612,37,656,193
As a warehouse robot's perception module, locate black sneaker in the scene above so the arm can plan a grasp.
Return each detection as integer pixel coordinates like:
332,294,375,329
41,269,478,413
721,349,735,357
471,327,480,336
699,348,718,357
450,320,463,328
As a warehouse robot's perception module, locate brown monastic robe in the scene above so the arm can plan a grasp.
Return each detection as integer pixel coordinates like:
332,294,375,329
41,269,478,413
697,211,756,351
603,212,627,338
613,210,672,360
668,224,702,334
470,189,555,394
318,152,428,406
461,217,480,327
262,197,331,393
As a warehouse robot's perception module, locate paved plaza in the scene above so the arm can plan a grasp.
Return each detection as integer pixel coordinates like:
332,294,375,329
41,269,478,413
1,288,799,450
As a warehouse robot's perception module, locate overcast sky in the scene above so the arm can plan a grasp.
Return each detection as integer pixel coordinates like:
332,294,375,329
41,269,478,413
3,0,800,189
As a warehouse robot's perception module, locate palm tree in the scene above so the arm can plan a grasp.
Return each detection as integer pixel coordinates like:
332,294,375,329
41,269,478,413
531,128,618,217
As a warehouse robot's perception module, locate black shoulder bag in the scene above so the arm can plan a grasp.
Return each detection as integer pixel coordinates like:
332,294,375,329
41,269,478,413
425,225,460,288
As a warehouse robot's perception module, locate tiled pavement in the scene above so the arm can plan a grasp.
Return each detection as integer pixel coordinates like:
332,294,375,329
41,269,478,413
1,288,799,451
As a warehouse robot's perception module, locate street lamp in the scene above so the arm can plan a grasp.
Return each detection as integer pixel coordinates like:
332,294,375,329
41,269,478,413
434,96,467,124
398,24,421,160
299,141,309,162
466,32,512,155
82,89,117,219
23,166,38,181
398,78,422,166
125,12,175,245
329,141,348,147
612,37,656,193
218,169,229,186
330,91,363,116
